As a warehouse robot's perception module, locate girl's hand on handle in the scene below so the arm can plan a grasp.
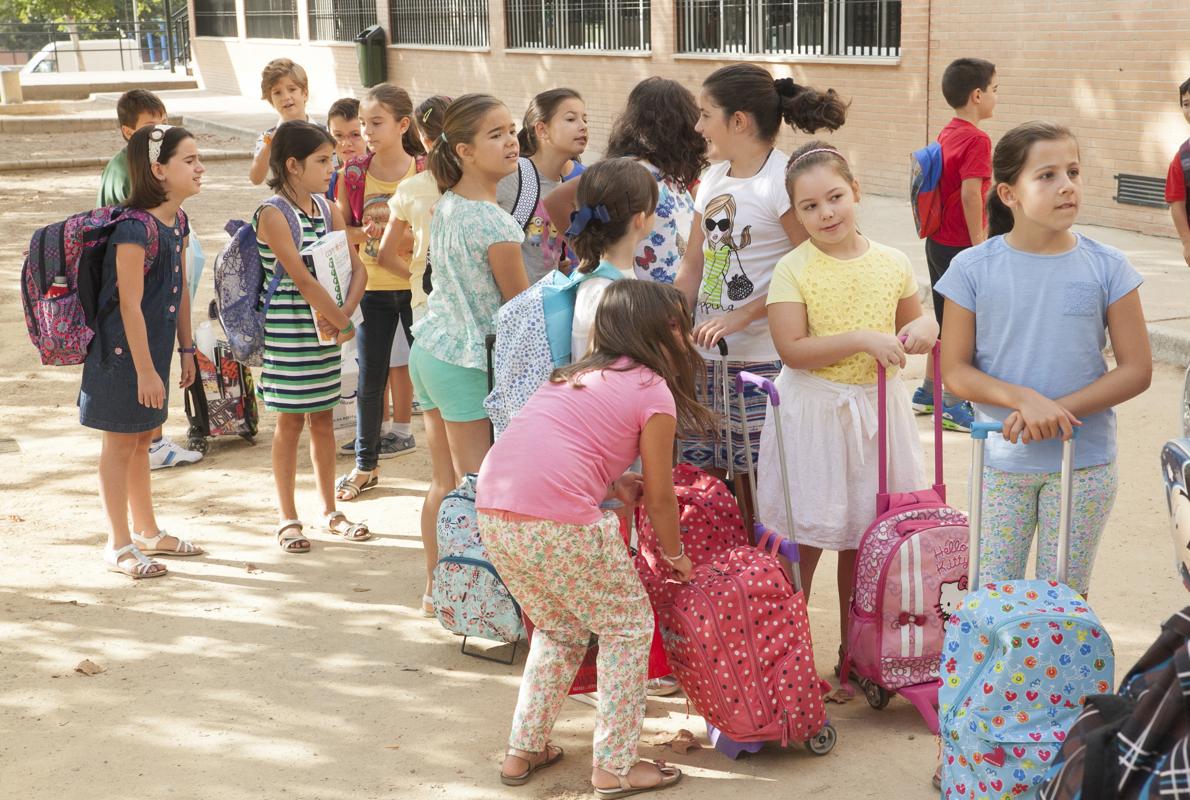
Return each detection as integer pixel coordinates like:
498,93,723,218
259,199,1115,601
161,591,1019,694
865,332,907,370
178,353,196,390
668,554,694,583
694,308,748,349
138,370,166,410
1010,390,1080,444
898,315,940,356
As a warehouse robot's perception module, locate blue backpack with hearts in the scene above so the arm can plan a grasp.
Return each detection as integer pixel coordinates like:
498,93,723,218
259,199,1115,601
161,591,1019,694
938,581,1115,800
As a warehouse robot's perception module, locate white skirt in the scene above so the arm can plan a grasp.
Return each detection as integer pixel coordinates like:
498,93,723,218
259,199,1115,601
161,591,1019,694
756,368,925,551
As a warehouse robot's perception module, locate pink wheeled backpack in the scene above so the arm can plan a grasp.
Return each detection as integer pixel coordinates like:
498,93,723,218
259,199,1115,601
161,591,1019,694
840,346,969,733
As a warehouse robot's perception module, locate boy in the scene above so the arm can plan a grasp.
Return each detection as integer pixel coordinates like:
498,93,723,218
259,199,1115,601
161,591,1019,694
327,97,364,202
248,58,314,185
913,57,997,433
1165,76,1190,269
97,89,203,470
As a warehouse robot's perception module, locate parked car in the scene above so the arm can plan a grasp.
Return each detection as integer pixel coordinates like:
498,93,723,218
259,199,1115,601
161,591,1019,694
20,39,143,75
1159,365,1190,590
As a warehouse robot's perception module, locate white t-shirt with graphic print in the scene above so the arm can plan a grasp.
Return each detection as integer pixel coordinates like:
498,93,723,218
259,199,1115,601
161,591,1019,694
693,150,792,361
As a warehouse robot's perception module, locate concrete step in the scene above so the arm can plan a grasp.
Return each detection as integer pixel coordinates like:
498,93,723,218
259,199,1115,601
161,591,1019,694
0,112,185,133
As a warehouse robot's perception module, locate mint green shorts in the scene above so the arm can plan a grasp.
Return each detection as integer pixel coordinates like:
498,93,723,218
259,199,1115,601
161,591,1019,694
408,343,489,422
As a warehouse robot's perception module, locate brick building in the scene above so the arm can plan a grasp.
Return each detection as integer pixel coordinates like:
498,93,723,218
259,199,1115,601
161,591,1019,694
188,0,1190,235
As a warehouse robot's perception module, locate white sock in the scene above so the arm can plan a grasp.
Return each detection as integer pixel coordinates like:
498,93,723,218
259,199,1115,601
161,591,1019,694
393,422,412,437
382,420,394,435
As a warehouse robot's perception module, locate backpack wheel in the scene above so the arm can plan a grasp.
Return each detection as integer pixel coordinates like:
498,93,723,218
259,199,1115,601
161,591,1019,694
804,723,836,756
863,680,891,710
187,436,208,455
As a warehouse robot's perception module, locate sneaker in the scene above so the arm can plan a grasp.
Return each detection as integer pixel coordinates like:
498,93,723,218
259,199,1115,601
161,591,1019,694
378,432,416,459
148,436,203,470
941,400,974,433
646,676,682,697
911,384,934,415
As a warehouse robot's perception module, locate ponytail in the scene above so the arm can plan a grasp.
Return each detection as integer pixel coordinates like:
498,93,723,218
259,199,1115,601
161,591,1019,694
428,93,506,193
776,78,848,134
704,64,849,142
568,158,658,273
986,185,1014,237
362,83,426,157
518,87,582,158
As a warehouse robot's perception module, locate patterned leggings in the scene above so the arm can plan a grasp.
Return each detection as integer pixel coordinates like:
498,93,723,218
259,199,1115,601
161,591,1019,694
479,512,653,773
978,462,1117,595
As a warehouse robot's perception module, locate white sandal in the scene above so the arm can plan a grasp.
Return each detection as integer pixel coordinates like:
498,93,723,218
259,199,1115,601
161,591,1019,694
324,511,372,541
104,543,168,579
132,529,204,557
275,520,310,554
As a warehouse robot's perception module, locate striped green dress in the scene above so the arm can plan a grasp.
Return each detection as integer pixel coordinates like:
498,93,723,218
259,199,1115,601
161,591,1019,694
255,199,342,414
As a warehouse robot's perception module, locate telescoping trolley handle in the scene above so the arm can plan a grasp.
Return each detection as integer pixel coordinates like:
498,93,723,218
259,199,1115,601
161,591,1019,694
875,340,946,514
715,339,732,480
735,370,803,594
969,421,1076,586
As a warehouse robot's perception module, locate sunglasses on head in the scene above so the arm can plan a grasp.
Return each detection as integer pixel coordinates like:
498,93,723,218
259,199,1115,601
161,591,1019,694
704,218,730,232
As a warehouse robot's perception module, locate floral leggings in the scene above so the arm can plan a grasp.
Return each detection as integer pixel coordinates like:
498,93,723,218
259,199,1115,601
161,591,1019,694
978,462,1118,596
479,511,653,774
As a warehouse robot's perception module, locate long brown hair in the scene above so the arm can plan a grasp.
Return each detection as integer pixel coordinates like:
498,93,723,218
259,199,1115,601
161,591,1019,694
606,77,706,190
552,281,717,437
703,63,848,141
570,158,658,274
125,124,194,210
363,83,426,156
987,121,1077,237
428,93,507,193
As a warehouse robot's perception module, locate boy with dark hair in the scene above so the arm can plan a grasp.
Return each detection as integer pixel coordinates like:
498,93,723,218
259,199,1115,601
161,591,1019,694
913,57,997,432
327,97,364,202
1165,76,1190,268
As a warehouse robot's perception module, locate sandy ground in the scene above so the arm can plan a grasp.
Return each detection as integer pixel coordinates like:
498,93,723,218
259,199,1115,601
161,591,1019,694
0,155,1187,800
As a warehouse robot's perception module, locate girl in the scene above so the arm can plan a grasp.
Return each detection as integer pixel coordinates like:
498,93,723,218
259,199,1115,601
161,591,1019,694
82,123,205,578
937,121,1151,596
336,84,425,501
673,64,848,522
544,76,707,286
496,88,588,282
567,158,658,359
256,121,370,552
476,280,706,796
409,94,531,616
761,141,938,680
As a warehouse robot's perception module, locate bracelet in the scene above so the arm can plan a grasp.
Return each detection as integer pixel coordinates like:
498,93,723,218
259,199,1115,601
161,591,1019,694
342,320,355,334
177,346,196,355
660,543,686,563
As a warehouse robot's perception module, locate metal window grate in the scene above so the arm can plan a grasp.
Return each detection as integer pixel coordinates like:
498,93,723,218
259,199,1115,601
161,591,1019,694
245,0,298,39
194,0,237,37
1114,173,1168,209
676,0,899,57
390,0,489,47
505,0,651,52
308,0,377,42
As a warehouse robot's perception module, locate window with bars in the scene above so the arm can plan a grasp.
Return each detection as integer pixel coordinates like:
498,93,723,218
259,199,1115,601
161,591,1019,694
505,0,651,52
308,0,377,41
389,0,489,48
245,0,298,39
676,0,900,57
194,0,237,36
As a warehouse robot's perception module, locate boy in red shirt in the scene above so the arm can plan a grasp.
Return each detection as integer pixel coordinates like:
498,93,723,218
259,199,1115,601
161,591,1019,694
1165,76,1190,269
913,57,997,432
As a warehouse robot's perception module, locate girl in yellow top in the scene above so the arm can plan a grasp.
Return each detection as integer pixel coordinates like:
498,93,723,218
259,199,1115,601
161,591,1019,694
759,141,939,670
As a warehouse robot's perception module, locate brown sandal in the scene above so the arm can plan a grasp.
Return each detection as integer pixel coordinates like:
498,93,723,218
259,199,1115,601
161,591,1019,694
499,744,563,786
594,761,682,799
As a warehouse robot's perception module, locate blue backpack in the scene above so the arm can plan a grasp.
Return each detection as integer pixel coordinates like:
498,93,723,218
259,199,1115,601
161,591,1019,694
484,263,623,437
910,141,945,239
214,194,330,366
432,474,525,661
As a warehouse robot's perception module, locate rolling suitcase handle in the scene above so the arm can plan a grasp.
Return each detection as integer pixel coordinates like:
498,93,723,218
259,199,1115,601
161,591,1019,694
735,370,803,594
969,421,1076,586
875,340,945,513
713,338,733,479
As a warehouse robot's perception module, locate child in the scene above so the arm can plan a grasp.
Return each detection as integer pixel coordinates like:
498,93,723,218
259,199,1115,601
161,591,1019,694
249,59,314,186
544,77,707,286
80,124,207,578
327,97,365,202
409,94,530,616
938,121,1152,597
476,280,705,795
567,157,657,359
760,141,938,677
673,63,847,523
255,121,370,553
97,89,204,470
334,84,426,501
496,88,588,282
912,57,997,432
1165,76,1190,269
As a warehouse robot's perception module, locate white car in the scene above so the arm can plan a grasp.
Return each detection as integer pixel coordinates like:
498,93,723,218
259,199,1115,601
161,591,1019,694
20,39,143,75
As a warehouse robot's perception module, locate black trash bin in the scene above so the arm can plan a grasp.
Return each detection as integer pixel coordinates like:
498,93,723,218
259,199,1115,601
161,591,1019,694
355,25,387,88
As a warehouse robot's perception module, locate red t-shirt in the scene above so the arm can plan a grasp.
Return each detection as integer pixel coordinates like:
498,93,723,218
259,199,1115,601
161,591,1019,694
931,118,993,247
1165,147,1187,203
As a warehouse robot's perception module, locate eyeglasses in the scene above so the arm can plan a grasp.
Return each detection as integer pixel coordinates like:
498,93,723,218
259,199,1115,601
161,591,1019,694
704,218,730,232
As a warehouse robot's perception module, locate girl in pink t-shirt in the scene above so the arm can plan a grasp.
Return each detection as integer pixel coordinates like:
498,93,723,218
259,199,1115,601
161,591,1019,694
475,280,713,796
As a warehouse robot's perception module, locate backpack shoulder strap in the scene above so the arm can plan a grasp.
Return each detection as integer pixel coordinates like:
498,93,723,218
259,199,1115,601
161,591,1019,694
414,154,427,173
256,196,305,314
511,157,540,230
311,193,332,225
343,152,373,226
115,208,161,271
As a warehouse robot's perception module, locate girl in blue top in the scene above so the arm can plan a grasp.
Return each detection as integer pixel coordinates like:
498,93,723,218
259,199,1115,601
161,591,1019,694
937,121,1152,596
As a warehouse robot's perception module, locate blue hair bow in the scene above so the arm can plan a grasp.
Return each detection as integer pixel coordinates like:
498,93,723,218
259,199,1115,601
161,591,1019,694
565,204,611,237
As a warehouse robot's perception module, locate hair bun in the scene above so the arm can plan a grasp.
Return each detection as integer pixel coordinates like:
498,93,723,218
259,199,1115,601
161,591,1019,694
774,77,804,99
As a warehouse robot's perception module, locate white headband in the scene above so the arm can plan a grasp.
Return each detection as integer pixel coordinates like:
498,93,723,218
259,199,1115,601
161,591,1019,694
148,124,174,164
787,147,844,171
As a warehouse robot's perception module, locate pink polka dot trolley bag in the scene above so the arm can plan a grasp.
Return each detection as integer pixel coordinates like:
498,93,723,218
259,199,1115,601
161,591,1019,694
654,371,837,759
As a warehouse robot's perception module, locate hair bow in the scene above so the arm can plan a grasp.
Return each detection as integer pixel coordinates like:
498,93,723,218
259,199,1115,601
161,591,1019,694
148,124,174,164
565,204,611,237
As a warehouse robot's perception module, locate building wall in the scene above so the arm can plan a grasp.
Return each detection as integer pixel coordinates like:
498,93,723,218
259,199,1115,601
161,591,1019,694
190,0,1190,236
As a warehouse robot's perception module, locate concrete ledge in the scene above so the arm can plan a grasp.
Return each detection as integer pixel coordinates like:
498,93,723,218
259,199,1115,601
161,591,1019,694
1149,324,1190,368
180,114,261,138
0,113,184,134
0,149,252,172
21,78,198,102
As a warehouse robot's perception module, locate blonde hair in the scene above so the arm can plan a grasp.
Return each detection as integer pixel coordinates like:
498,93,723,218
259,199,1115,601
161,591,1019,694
702,194,752,251
260,58,308,100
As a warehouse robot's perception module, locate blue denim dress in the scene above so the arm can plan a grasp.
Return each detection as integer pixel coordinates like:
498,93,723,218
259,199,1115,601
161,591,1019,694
78,211,188,433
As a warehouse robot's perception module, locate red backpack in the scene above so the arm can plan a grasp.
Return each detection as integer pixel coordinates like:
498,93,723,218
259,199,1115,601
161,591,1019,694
342,151,428,226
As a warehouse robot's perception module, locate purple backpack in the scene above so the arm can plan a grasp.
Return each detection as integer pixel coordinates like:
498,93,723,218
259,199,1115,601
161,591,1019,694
21,206,161,366
213,194,329,366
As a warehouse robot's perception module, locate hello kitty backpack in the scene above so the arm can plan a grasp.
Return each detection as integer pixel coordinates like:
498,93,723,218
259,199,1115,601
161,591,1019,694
840,348,969,732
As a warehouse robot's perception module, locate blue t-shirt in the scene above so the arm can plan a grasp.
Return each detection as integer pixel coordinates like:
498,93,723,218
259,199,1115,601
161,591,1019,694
935,234,1143,473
